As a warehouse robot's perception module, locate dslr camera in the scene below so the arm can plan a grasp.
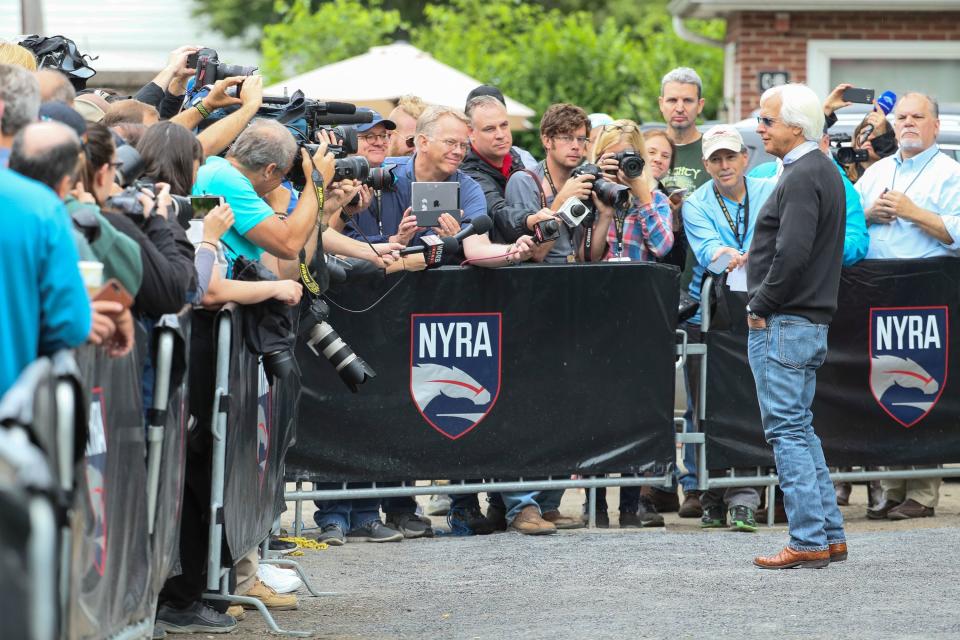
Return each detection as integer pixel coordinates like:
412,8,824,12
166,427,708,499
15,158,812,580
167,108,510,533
105,178,193,228
570,163,631,208
287,143,370,191
189,48,257,86
609,151,645,180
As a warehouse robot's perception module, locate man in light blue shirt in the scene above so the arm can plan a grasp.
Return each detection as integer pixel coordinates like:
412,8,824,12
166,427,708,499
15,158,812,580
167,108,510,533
680,125,778,531
856,93,960,260
854,92,960,521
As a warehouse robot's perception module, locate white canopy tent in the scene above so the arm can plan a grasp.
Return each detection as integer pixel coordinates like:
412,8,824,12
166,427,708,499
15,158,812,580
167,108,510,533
265,42,536,130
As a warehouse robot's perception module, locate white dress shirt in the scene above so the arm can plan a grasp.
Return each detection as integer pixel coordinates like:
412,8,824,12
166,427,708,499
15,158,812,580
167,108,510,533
855,144,960,259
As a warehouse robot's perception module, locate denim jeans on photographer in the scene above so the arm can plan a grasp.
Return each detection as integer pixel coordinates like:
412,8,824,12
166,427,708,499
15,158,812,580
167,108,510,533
747,314,845,551
313,483,381,531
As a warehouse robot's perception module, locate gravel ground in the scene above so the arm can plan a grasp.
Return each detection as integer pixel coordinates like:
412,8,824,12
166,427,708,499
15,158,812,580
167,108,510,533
222,482,960,640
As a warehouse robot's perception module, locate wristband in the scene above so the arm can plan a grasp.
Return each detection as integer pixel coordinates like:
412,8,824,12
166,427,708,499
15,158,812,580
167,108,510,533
195,101,211,119
199,240,218,251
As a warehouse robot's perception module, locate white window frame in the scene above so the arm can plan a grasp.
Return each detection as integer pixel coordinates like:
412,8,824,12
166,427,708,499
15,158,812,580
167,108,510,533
806,40,960,100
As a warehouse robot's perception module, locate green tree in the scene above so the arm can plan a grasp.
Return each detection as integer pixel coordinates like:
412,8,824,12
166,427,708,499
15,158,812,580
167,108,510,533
257,0,725,152
261,0,406,82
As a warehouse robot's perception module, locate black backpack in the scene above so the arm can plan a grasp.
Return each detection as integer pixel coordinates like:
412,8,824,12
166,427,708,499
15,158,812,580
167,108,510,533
18,34,97,90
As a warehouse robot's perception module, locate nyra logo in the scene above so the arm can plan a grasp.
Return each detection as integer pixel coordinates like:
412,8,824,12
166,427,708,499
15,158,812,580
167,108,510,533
410,313,501,440
869,306,949,428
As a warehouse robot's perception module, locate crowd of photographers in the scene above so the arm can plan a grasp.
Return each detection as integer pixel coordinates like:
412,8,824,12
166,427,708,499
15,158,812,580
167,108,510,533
2,32,959,635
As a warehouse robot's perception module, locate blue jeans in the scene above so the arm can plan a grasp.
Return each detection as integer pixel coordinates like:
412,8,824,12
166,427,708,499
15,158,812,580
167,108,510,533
747,314,845,551
313,483,381,531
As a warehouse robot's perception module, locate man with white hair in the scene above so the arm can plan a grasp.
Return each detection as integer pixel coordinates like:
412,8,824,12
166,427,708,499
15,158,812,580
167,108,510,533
853,92,960,521
748,83,848,570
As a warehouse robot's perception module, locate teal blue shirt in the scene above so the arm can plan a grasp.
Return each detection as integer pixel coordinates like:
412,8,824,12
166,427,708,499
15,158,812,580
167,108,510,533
1,170,91,396
749,159,869,266
193,155,274,261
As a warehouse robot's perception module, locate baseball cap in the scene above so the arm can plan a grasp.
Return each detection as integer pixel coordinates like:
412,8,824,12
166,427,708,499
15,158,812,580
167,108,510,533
73,92,110,123
466,84,506,108
701,125,745,159
588,113,614,130
39,101,87,137
355,109,396,133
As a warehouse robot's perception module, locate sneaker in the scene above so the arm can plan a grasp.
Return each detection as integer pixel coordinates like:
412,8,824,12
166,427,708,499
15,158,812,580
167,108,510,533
426,494,452,516
508,506,556,535
236,577,298,610
268,536,298,555
152,625,167,639
385,512,434,539
346,521,404,543
447,506,496,535
257,563,303,594
582,508,610,528
225,604,246,621
541,509,585,530
155,602,237,634
486,502,508,532
729,505,758,532
678,490,703,518
312,523,345,546
700,503,726,528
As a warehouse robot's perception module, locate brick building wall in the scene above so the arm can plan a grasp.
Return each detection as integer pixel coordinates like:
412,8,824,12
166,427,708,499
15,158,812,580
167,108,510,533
727,11,960,118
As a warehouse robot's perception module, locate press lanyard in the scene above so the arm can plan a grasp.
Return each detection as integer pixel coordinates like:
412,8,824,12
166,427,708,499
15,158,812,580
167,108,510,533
543,162,560,197
612,207,627,257
713,179,749,250
891,151,938,196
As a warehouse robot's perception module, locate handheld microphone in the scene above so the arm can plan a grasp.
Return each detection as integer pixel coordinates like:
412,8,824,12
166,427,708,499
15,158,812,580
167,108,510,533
398,235,457,266
876,90,897,115
451,214,493,245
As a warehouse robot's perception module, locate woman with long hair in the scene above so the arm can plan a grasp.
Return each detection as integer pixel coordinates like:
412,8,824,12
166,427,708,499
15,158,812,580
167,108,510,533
587,120,674,263
845,111,897,183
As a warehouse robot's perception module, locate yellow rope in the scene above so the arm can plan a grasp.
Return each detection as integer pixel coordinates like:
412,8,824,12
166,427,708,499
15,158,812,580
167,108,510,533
277,536,328,554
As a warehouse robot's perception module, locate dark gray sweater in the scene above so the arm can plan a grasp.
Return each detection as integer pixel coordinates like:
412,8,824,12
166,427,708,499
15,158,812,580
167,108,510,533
746,148,846,325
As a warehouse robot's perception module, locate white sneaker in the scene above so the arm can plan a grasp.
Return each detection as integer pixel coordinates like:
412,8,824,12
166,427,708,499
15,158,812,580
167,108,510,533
425,494,452,516
257,563,303,594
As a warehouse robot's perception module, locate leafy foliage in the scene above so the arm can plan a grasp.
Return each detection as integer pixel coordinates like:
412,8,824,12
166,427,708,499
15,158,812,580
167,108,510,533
256,0,725,152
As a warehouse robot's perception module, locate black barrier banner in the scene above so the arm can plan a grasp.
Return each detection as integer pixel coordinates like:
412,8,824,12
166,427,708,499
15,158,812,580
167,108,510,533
69,344,152,639
704,258,960,469
149,310,191,604
286,263,679,481
222,307,294,563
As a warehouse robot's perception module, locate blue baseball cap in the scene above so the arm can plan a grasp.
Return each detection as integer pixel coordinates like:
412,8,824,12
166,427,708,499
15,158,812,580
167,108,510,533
355,109,396,133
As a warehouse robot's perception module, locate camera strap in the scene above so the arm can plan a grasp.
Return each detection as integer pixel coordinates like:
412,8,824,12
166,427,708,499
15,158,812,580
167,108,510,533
524,169,548,209
297,154,328,297
713,178,749,250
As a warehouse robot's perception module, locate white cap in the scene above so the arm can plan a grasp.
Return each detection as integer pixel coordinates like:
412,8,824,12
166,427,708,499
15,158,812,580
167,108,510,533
701,125,745,159
588,113,614,129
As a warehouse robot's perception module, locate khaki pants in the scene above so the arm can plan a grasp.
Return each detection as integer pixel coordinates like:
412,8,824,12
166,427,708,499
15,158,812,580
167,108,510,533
880,466,940,508
235,549,258,595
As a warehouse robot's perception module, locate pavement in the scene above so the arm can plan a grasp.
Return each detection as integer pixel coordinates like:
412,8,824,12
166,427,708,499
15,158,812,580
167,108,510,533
224,481,960,640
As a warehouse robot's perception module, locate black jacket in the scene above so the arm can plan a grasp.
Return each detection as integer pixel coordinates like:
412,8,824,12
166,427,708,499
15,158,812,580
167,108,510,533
106,213,197,318
460,147,524,243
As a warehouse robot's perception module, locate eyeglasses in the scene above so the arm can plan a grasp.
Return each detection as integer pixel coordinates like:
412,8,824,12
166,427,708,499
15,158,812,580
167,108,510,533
358,133,390,143
430,137,470,153
553,135,589,147
602,124,638,134
756,115,781,127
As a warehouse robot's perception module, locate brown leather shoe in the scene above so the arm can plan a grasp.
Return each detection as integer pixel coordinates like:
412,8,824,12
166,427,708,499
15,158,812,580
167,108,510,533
755,503,788,524
828,542,847,563
641,487,680,513
541,509,584,529
887,499,935,520
678,490,703,518
754,546,830,569
508,506,556,535
866,499,902,520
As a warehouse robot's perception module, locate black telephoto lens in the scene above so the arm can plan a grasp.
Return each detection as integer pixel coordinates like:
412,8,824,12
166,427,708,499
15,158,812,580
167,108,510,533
333,156,370,182
306,321,376,393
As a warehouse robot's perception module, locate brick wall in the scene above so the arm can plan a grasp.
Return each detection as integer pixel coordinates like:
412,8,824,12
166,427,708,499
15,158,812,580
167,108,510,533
727,11,960,118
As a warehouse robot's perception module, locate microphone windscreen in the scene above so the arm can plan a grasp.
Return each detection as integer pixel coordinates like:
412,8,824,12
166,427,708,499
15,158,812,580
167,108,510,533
469,214,493,234
877,91,897,115
441,236,459,253
323,101,358,114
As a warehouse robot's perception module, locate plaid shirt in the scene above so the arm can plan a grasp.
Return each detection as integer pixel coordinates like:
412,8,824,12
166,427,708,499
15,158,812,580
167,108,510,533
605,190,674,261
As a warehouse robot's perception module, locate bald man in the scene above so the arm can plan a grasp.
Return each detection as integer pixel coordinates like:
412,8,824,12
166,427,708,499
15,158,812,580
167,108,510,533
34,69,76,106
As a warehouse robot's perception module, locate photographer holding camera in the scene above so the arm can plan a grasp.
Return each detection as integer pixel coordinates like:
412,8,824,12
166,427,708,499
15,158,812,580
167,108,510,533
78,122,197,318
502,103,599,263
588,120,673,262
